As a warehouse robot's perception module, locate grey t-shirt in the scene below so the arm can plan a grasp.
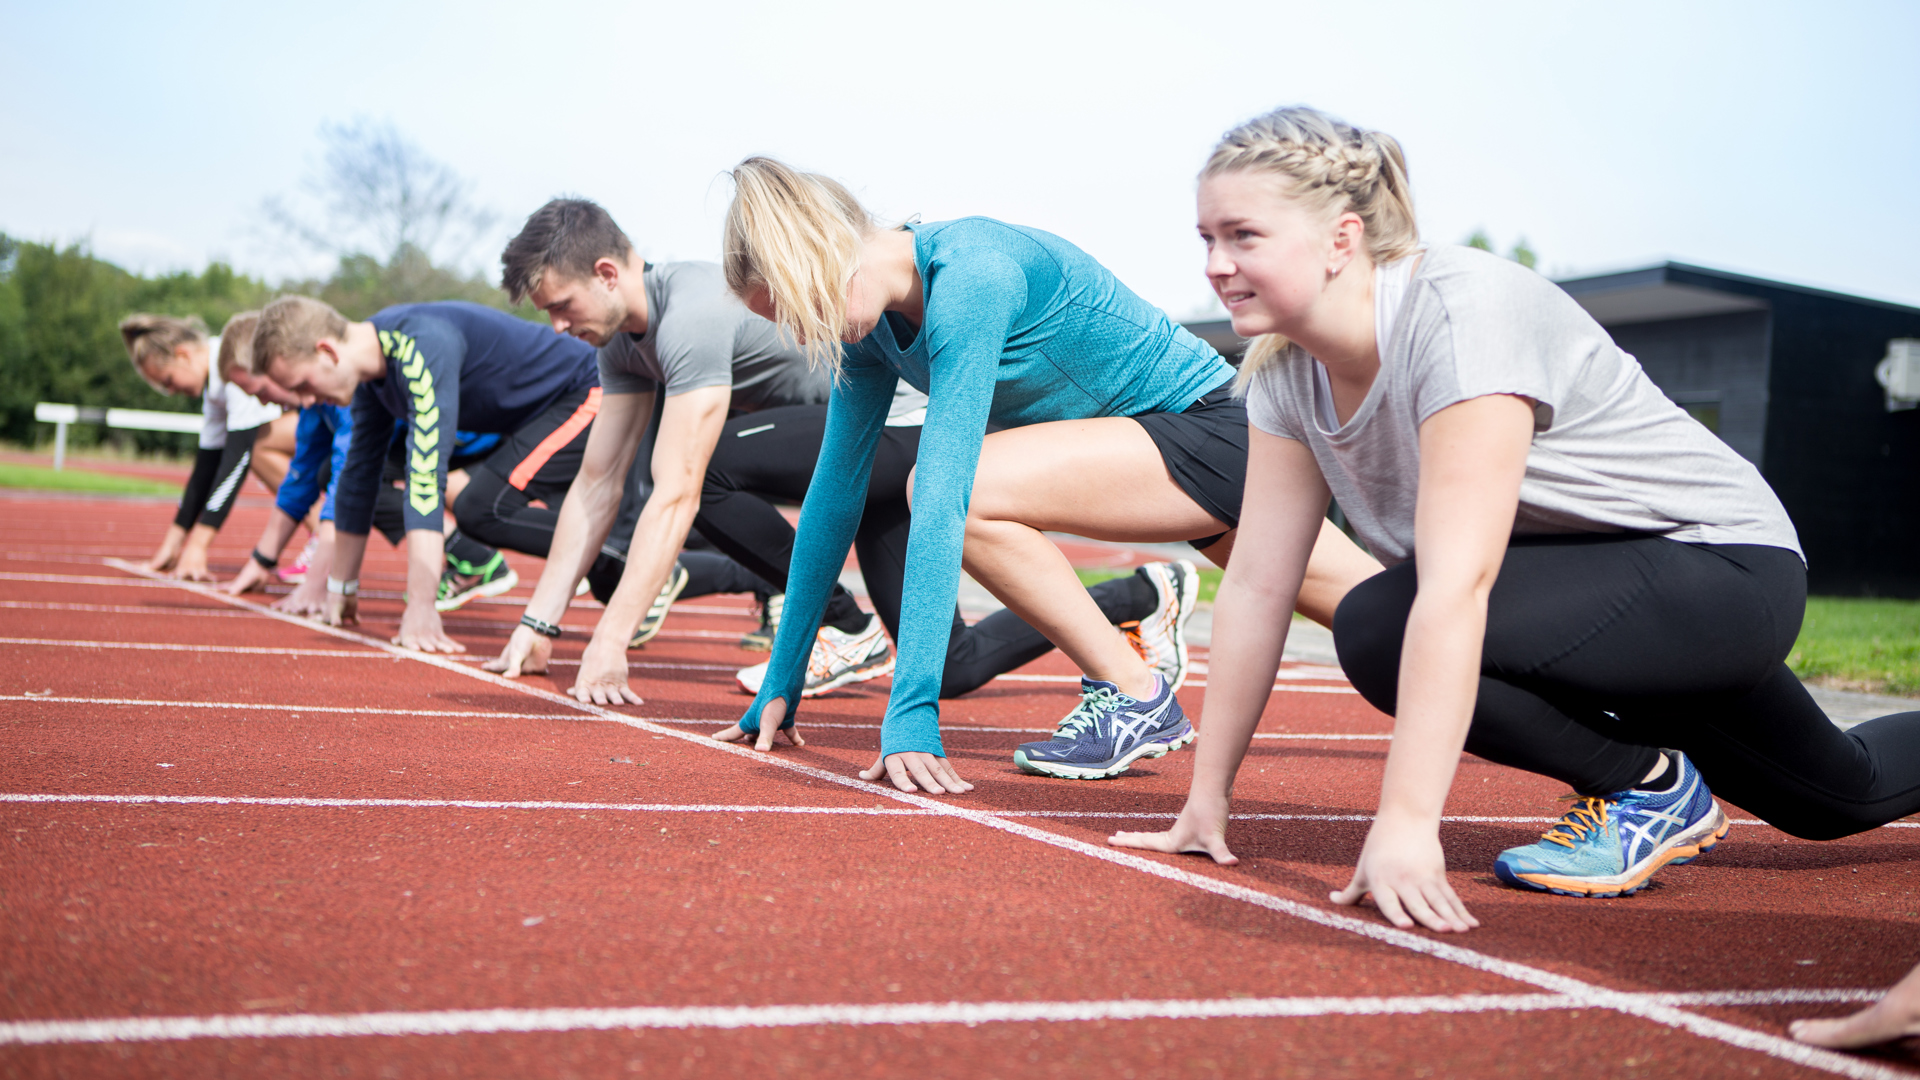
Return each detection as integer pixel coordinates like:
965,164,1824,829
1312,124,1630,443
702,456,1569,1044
1245,244,1802,566
597,261,830,411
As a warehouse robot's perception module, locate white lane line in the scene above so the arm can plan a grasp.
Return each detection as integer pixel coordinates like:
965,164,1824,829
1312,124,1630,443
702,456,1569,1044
94,562,1909,1079
5,792,1869,830
0,694,1376,739
0,696,581,721
0,572,233,589
0,638,390,659
0,601,264,618
0,988,1884,1047
0,794,931,816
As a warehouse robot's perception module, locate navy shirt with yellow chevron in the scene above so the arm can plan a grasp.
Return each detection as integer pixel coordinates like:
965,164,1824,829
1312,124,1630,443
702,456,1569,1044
333,302,599,536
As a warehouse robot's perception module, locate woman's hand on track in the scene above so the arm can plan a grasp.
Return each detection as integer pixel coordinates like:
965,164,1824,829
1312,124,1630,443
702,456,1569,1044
221,560,271,596
712,696,805,750
143,538,182,573
482,625,551,678
171,550,214,582
569,638,642,706
394,605,464,654
322,592,359,627
275,578,328,617
1108,795,1238,864
1330,819,1478,933
861,751,974,795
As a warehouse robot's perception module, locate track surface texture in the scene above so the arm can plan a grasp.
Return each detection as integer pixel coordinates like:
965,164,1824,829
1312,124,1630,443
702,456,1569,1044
5,487,1920,1079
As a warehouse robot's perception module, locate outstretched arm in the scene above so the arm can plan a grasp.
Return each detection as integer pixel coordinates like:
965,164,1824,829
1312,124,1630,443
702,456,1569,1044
486,389,651,681
1328,393,1533,934
570,386,729,705
1111,428,1329,862
715,360,894,749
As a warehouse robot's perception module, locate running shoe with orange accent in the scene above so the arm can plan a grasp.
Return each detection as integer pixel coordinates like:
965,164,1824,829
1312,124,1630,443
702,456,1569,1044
735,614,894,697
1119,560,1198,692
1493,750,1727,897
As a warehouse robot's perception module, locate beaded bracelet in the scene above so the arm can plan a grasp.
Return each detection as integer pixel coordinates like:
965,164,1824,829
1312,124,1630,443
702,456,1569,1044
520,614,562,638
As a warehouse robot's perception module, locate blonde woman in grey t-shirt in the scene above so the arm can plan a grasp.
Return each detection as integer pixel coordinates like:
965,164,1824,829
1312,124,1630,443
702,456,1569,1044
1113,106,1920,935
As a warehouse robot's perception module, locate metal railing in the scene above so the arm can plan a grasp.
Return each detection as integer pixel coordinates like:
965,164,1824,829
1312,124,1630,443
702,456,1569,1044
34,402,201,470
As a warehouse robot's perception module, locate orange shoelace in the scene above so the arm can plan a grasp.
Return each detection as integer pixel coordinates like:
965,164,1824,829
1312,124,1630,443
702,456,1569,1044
1540,796,1610,849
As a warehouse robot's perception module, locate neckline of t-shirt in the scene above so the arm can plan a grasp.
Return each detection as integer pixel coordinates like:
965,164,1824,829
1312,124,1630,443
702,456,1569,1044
1308,247,1429,438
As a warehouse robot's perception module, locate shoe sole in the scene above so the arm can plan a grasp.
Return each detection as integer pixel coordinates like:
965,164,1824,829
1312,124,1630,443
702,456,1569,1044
434,568,520,612
803,650,896,697
1495,803,1730,897
734,651,895,697
1012,725,1197,780
739,632,774,652
1163,561,1197,693
629,570,692,647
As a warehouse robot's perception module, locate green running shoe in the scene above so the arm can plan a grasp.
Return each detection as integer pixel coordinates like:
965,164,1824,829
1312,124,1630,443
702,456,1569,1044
435,551,519,612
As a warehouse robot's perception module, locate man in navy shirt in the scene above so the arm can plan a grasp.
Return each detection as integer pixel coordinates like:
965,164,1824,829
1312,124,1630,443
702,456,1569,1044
251,296,608,651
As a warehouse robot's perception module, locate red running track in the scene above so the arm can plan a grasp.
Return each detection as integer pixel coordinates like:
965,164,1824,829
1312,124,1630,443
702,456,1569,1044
5,493,1920,1079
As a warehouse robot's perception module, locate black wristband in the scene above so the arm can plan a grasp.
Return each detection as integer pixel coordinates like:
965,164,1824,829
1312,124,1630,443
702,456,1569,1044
520,614,562,638
251,549,278,571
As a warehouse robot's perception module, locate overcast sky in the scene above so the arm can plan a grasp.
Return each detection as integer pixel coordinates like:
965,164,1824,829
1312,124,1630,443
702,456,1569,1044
5,0,1917,318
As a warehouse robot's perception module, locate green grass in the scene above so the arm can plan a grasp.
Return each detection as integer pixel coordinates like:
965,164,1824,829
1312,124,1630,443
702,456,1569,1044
0,462,179,496
1077,566,1224,605
1788,596,1920,697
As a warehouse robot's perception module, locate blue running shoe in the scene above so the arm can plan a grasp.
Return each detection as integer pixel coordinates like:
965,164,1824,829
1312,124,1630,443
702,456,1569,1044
1493,750,1728,897
1013,676,1194,780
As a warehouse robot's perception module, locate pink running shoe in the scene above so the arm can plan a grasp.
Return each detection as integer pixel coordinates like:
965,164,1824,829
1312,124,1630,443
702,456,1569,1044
277,537,318,584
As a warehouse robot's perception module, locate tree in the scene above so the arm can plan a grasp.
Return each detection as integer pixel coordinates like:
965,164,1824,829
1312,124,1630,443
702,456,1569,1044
1465,229,1538,270
263,118,497,269
0,236,273,450
262,119,541,323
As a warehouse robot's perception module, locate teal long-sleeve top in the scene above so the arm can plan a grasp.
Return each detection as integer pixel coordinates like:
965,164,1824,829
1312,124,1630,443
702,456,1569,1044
741,218,1234,757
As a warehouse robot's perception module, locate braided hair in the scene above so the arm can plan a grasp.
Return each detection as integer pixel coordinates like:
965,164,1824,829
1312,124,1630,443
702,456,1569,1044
1202,107,1419,384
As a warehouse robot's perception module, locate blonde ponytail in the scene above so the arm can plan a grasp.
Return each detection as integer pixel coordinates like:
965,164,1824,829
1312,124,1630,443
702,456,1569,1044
722,157,873,378
1204,106,1419,389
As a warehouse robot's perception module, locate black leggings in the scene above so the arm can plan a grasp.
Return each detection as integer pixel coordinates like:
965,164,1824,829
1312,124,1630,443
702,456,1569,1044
695,405,1155,698
1335,534,1920,840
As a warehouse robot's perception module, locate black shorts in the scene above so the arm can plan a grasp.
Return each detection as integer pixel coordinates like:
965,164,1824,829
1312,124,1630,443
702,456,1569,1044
478,387,602,503
1131,384,1247,547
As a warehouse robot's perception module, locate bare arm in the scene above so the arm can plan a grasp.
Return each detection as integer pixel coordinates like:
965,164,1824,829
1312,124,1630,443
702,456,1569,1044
485,389,652,679
1111,429,1330,861
569,386,730,705
394,528,461,652
1329,393,1534,933
223,508,304,594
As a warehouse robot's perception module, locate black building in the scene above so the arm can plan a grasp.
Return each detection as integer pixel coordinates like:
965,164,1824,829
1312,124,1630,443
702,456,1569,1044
1184,261,1920,596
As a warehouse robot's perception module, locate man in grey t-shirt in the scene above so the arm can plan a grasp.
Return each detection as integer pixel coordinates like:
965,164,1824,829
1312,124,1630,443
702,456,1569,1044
483,198,828,704
597,260,829,410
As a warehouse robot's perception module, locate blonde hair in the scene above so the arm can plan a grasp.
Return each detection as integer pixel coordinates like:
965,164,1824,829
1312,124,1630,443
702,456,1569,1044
1201,106,1419,387
215,311,260,379
250,294,349,376
722,156,872,376
118,313,208,393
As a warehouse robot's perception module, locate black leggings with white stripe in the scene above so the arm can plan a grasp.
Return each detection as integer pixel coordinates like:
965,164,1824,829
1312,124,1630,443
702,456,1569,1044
1333,534,1920,840
173,424,260,531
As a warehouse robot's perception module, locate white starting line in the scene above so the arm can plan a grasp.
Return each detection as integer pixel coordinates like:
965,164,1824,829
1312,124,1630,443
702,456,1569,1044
0,987,1883,1048
5,791,1894,831
1,559,1908,1079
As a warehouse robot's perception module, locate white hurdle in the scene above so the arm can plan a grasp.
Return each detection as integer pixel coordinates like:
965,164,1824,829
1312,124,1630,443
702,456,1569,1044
34,401,202,470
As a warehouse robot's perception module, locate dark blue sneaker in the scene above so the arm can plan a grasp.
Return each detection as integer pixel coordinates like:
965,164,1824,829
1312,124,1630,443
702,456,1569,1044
1493,750,1728,897
1013,676,1194,780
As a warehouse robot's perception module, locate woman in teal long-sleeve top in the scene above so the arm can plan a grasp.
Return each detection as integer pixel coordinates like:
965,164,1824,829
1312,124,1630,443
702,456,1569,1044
710,157,1378,794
